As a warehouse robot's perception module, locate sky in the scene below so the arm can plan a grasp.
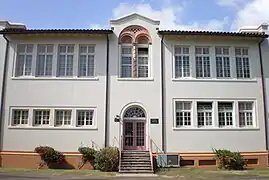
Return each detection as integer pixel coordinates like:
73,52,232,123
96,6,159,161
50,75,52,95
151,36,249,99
0,0,268,32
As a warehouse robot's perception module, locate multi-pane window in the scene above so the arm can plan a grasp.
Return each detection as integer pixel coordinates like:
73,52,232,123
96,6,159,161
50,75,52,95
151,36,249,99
218,102,233,127
121,47,132,78
57,44,74,77
77,110,94,126
174,46,190,78
78,45,95,77
175,101,192,127
12,109,29,126
235,47,250,78
195,47,211,78
197,102,213,127
36,44,53,76
33,110,50,126
239,102,254,127
216,47,231,78
55,110,72,126
137,47,149,77
15,44,33,77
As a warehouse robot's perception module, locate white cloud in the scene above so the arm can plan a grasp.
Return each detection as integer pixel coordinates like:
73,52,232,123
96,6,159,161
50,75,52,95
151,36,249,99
231,0,269,31
112,2,228,31
216,0,246,8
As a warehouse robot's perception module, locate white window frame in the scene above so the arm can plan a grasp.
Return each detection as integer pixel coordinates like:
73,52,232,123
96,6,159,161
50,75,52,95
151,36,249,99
54,109,72,127
195,46,211,78
238,101,255,127
174,101,192,127
174,45,190,78
120,44,133,78
36,44,54,77
215,47,231,78
57,44,75,77
137,45,150,78
217,102,234,127
15,44,34,77
33,109,51,126
235,47,251,79
76,109,95,127
11,108,30,126
197,102,213,127
78,44,96,77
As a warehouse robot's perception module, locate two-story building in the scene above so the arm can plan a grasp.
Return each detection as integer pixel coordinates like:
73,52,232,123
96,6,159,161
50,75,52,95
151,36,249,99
0,13,268,169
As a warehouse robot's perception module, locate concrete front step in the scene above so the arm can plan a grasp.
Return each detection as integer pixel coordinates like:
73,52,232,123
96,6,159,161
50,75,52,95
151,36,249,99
120,162,151,165
119,170,154,173
120,164,152,168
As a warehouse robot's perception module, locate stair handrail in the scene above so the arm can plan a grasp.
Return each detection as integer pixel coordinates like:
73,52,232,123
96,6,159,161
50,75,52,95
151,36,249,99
150,138,169,170
148,135,154,172
91,140,101,150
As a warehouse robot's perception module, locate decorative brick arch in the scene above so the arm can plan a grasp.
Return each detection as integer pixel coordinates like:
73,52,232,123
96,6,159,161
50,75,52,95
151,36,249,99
119,25,152,44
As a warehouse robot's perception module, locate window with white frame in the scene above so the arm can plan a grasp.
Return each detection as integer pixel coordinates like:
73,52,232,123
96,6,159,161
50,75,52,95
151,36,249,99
195,47,211,78
33,110,50,126
36,44,53,76
77,110,94,126
137,47,149,77
55,110,72,126
78,45,95,77
57,44,74,77
235,47,250,78
175,101,192,127
239,102,254,127
15,44,33,77
197,102,213,127
121,46,132,78
216,47,231,78
218,102,233,127
11,109,29,126
174,46,190,78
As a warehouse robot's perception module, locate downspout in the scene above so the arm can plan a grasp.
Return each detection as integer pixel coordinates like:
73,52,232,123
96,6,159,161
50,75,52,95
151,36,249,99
0,34,9,150
258,38,268,151
161,34,166,152
104,34,110,147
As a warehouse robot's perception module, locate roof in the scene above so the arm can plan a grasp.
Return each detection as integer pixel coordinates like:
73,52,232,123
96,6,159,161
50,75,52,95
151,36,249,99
0,28,113,35
158,30,268,38
110,13,160,26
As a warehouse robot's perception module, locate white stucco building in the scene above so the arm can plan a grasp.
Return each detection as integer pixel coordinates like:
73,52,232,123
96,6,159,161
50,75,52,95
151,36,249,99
0,14,268,169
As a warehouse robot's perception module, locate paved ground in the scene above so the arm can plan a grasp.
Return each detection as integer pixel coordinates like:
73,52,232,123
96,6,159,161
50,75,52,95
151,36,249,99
0,173,269,180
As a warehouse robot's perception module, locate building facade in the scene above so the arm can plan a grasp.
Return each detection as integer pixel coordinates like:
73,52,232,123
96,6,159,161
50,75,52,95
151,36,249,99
0,14,268,168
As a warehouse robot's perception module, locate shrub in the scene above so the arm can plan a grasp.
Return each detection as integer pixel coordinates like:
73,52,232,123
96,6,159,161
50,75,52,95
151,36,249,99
78,147,96,169
35,146,64,168
213,148,247,170
94,147,119,172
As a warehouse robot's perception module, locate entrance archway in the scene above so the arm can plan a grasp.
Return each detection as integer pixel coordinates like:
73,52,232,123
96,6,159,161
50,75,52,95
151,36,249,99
122,106,146,150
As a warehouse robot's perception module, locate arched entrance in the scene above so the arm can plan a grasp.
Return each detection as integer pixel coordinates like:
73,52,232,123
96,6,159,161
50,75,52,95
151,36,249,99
122,106,146,150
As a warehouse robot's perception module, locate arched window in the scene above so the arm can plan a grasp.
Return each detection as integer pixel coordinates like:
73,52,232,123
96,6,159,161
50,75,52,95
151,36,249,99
119,26,151,78
123,106,146,118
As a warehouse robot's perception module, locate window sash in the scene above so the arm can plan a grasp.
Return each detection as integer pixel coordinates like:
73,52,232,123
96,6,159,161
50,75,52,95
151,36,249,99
235,48,250,78
175,101,192,127
55,110,72,126
57,45,74,77
77,110,94,126
197,102,213,127
239,102,254,127
33,110,50,126
218,102,233,127
12,109,29,125
36,45,53,76
15,44,33,77
78,45,95,77
121,47,132,78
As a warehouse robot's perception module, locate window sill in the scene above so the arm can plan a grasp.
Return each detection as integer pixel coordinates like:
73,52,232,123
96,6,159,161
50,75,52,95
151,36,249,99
11,77,99,81
172,127,259,131
8,126,98,130
172,78,257,82
117,78,154,81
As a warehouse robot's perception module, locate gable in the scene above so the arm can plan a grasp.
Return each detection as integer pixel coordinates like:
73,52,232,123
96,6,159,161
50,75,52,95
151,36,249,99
110,13,160,26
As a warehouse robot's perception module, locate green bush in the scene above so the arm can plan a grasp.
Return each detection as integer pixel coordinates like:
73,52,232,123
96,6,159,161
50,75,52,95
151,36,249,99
213,148,247,170
94,147,119,172
78,147,96,169
35,146,64,168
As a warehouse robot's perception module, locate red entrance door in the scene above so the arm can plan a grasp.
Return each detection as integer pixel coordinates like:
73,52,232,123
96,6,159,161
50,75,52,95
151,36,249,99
123,121,145,150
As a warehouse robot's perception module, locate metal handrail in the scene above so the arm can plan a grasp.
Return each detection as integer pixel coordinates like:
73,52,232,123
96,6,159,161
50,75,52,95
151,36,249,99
150,138,169,170
148,135,154,171
91,140,101,150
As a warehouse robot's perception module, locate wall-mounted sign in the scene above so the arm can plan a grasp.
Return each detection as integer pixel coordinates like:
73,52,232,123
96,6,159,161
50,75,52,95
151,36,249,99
150,118,159,124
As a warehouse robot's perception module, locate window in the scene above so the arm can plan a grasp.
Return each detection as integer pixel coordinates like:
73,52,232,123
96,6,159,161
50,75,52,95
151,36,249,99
175,101,191,127
36,44,53,76
137,47,149,77
33,110,50,126
57,44,74,77
216,47,231,78
174,46,190,78
55,110,72,126
12,109,29,126
78,45,95,77
239,102,254,127
15,44,33,77
121,47,132,78
235,47,250,78
195,47,211,78
218,102,233,127
197,102,213,127
77,110,94,126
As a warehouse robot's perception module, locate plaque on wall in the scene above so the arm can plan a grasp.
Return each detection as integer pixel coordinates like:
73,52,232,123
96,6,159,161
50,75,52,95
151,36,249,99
150,118,159,124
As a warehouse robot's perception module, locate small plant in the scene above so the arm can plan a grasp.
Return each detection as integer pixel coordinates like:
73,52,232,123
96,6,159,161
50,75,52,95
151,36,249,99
94,147,119,172
35,146,64,169
78,147,96,169
213,148,247,170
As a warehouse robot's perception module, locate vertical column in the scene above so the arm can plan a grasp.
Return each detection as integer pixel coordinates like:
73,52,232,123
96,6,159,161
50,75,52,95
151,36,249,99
132,43,137,78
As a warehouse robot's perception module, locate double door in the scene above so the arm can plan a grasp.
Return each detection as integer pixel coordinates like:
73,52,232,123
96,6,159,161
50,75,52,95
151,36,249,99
123,121,145,150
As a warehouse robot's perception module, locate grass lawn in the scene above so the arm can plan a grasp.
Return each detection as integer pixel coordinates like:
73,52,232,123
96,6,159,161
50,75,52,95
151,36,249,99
157,167,269,179
0,168,116,176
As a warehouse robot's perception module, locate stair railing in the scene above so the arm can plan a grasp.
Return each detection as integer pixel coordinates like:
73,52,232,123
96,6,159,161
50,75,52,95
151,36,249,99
148,135,154,172
150,138,169,171
91,140,101,150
